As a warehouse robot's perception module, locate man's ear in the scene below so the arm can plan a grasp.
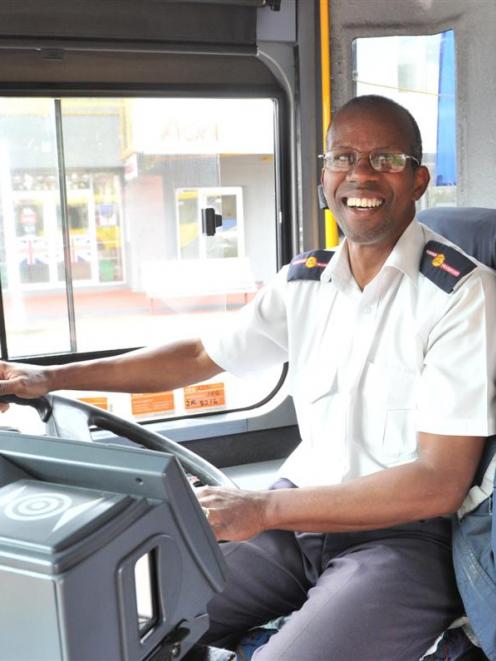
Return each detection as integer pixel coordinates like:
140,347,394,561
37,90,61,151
318,170,329,209
413,164,430,200
317,184,328,210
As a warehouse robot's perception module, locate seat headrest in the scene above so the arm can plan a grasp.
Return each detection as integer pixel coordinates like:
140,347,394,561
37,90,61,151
416,207,496,270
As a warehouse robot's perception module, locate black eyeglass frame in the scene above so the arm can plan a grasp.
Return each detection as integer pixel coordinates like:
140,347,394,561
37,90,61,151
318,150,421,173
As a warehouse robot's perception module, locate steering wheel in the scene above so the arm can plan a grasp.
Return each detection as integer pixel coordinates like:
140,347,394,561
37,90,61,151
0,393,236,488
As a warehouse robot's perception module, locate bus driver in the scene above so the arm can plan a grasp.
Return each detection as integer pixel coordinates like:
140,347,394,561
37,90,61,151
0,95,494,660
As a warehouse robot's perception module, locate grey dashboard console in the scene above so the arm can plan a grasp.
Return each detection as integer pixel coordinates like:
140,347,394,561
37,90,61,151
0,431,226,660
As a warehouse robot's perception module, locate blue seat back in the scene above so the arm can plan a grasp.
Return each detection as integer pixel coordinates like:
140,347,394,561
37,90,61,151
417,206,496,270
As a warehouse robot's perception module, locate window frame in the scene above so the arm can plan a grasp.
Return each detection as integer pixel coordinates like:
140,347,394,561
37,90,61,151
0,84,292,426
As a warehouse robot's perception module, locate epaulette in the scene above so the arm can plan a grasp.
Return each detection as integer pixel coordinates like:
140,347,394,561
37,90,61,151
287,250,333,282
420,240,476,293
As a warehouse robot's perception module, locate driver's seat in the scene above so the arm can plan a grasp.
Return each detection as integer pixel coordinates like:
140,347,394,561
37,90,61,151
417,206,496,660
417,206,496,269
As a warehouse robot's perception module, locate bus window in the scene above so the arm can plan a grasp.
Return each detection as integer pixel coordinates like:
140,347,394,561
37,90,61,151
0,96,283,421
353,30,457,208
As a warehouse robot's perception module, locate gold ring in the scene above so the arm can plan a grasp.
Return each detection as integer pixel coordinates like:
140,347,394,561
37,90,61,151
202,506,211,521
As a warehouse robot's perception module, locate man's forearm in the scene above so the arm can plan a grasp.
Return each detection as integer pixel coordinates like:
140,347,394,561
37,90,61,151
262,460,466,533
196,455,469,542
7,339,223,396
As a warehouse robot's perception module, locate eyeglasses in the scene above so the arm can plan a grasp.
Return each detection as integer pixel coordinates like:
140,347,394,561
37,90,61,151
319,150,420,173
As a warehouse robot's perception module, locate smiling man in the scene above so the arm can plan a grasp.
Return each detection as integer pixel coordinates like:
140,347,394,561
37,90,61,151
322,95,430,286
0,95,495,660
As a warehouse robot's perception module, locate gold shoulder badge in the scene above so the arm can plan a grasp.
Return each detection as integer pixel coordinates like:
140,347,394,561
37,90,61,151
305,256,317,268
431,253,445,267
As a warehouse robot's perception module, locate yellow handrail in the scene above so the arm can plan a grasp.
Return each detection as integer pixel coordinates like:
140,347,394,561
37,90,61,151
320,0,339,247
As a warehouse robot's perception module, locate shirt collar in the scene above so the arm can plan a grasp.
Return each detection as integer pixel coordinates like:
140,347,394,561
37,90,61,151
320,219,425,287
320,238,350,285
382,219,425,285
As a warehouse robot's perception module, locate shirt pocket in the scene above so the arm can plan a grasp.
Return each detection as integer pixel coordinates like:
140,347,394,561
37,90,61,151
361,361,418,462
382,365,418,461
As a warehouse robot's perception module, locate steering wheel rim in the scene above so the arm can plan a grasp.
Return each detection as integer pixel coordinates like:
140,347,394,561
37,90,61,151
0,393,236,488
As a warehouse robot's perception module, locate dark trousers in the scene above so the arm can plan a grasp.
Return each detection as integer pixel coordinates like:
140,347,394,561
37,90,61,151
202,518,463,660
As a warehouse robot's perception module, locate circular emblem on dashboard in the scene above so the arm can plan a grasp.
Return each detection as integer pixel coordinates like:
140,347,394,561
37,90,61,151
4,492,72,521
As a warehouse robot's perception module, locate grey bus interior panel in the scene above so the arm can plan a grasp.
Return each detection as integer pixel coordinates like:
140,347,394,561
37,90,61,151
0,0,293,87
329,0,496,207
0,1,257,48
0,51,278,86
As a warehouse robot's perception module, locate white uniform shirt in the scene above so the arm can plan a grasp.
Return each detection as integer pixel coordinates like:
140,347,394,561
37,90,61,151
202,221,496,487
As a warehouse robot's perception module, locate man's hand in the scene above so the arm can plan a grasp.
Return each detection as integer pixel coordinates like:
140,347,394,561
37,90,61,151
196,485,269,541
0,361,51,411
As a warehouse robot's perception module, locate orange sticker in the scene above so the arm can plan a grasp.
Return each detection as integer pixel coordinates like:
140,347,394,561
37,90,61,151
131,392,175,416
78,396,109,411
184,382,226,410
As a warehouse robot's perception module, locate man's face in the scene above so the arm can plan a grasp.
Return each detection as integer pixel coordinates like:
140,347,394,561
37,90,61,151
321,107,430,249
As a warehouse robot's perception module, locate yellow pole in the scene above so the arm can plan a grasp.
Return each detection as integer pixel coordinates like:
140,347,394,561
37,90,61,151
319,0,339,247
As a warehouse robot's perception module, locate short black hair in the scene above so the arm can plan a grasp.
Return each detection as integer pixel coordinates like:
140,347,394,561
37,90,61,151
330,95,423,165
